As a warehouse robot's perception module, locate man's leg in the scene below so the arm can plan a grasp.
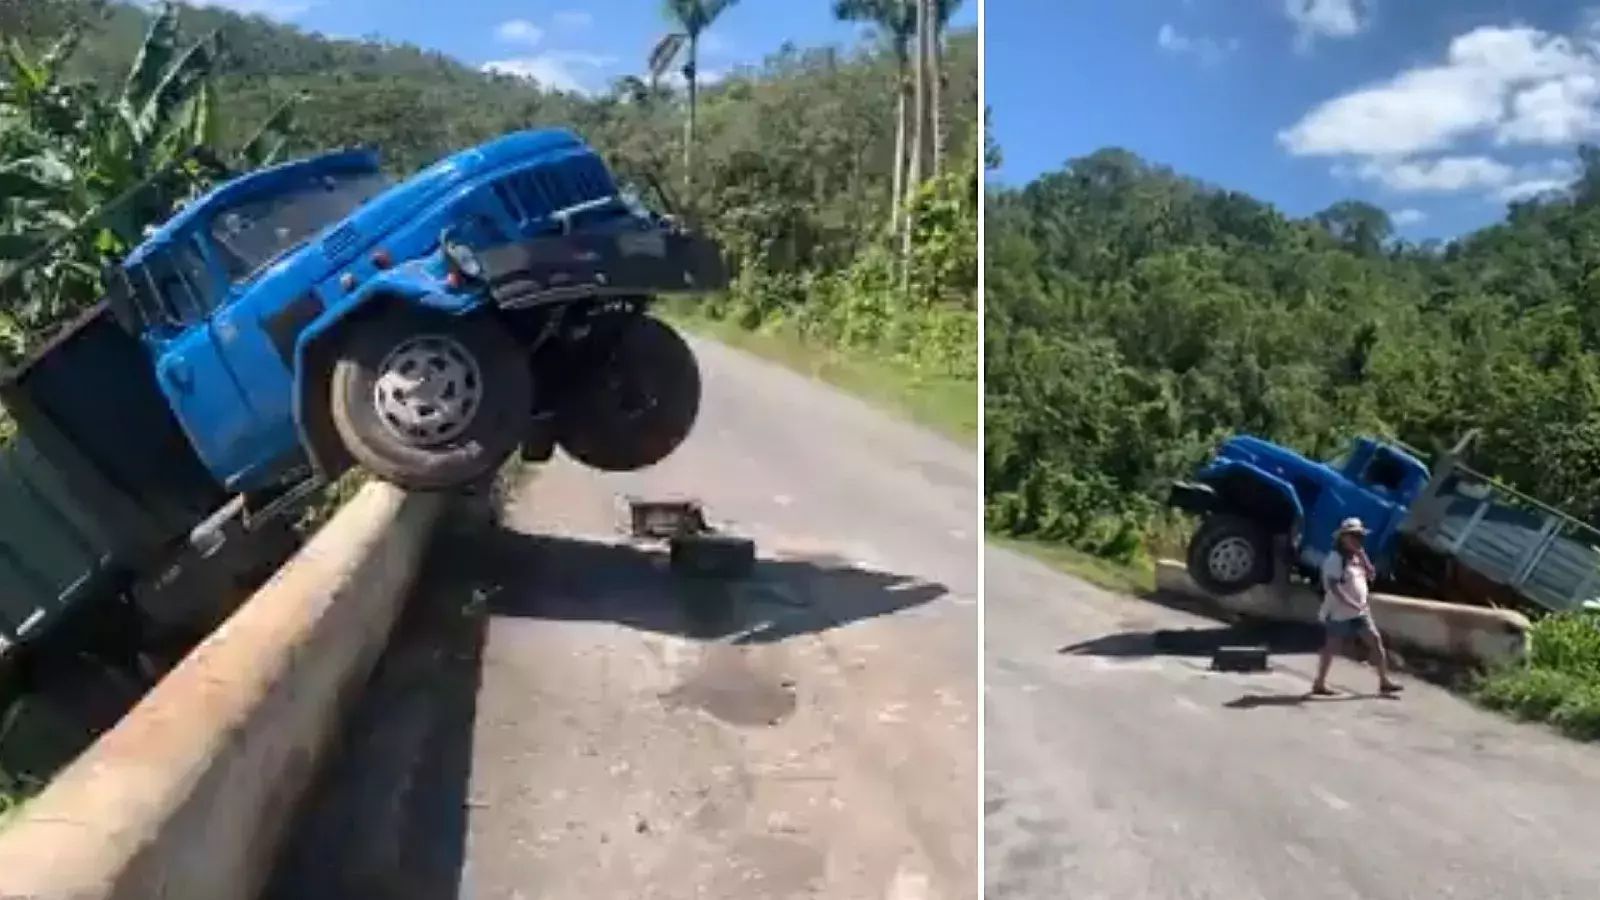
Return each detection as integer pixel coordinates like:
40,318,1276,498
1311,626,1339,695
1359,618,1402,693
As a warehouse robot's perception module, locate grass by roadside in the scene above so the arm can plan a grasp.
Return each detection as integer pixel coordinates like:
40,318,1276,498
658,302,978,447
1472,611,1600,741
992,535,1157,596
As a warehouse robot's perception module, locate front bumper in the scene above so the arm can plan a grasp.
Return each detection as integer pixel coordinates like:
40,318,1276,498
477,222,729,310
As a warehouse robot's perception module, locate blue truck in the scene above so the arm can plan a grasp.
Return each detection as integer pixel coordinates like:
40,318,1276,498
1168,432,1600,615
0,127,726,674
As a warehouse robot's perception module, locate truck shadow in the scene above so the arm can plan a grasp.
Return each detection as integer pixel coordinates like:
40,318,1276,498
266,517,946,899
471,525,949,643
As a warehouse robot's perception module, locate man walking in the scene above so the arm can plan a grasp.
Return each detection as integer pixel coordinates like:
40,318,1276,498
1311,517,1403,697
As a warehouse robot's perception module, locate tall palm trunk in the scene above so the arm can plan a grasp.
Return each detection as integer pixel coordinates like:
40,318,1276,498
900,0,927,279
929,0,945,179
682,33,699,193
889,45,908,236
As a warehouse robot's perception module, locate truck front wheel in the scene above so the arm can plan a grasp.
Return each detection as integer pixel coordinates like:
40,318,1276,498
1186,514,1273,595
329,311,531,491
555,315,701,472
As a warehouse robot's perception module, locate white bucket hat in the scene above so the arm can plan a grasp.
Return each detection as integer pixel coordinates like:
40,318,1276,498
1335,517,1368,539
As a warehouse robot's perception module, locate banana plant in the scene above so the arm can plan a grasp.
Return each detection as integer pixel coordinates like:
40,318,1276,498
0,2,300,358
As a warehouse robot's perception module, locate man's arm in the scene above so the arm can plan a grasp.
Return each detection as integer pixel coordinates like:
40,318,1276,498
1353,547,1377,581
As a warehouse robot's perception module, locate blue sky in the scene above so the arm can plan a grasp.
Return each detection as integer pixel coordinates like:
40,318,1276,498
987,1,1600,239
173,0,977,93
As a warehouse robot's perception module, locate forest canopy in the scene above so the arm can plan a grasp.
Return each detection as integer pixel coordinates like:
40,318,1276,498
985,142,1600,563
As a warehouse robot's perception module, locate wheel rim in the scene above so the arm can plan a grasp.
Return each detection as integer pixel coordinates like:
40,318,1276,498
1207,536,1256,583
372,333,484,448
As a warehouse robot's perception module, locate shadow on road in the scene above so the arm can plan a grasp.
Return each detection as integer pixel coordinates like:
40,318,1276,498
470,524,948,643
1056,620,1325,660
266,516,946,899
1223,692,1381,709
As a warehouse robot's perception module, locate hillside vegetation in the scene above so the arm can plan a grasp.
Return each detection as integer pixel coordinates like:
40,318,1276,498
986,144,1600,565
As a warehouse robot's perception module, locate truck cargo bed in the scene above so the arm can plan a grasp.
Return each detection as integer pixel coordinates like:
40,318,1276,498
0,434,125,654
1400,460,1600,614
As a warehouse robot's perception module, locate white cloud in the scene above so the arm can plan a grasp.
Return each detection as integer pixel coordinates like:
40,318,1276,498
552,10,593,29
1282,26,1600,158
1337,155,1578,203
1284,0,1371,52
481,52,618,94
1353,155,1514,193
1391,208,1427,226
1494,159,1581,201
1156,24,1239,67
1498,73,1600,144
1280,23,1600,203
495,19,544,46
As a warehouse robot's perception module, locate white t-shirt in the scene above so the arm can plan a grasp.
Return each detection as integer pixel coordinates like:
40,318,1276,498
1319,551,1371,622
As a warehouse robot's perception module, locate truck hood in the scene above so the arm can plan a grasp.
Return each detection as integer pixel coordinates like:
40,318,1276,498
236,129,590,300
1215,434,1314,469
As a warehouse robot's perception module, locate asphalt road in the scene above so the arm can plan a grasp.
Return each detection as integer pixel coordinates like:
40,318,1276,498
984,545,1600,900
267,335,979,900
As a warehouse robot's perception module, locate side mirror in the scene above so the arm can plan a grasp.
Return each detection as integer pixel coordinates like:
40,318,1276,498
102,264,140,334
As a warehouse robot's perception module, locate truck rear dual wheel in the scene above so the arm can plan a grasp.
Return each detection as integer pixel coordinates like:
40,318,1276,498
556,315,701,473
1186,514,1273,595
330,311,530,491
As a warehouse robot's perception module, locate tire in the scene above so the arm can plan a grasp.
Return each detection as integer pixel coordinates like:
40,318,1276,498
1186,514,1273,595
329,311,531,491
555,315,701,472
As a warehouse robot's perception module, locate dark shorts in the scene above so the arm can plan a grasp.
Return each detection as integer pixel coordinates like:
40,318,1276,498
1324,614,1374,640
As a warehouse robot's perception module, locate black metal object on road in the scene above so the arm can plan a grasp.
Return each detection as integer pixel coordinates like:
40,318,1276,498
1210,645,1271,673
622,495,756,579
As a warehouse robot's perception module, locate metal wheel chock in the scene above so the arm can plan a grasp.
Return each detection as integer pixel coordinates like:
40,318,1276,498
622,496,756,579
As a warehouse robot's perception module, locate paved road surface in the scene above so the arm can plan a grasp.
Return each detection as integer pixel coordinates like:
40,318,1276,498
985,545,1600,900
268,336,979,900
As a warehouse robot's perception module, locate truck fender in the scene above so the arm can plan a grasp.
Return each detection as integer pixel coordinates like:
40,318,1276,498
1194,459,1305,534
288,267,485,477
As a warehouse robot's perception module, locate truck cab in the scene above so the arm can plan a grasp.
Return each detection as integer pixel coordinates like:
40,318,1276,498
113,148,397,495
98,127,725,520
1168,434,1430,594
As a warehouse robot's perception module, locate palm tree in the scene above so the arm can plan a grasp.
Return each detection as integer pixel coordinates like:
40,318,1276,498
649,0,740,193
832,0,915,235
833,0,961,235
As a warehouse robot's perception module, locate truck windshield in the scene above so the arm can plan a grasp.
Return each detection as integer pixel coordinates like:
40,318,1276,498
209,170,393,282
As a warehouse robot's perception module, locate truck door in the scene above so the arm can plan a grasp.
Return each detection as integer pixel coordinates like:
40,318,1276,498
1303,446,1410,567
1340,448,1411,562
137,237,297,489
